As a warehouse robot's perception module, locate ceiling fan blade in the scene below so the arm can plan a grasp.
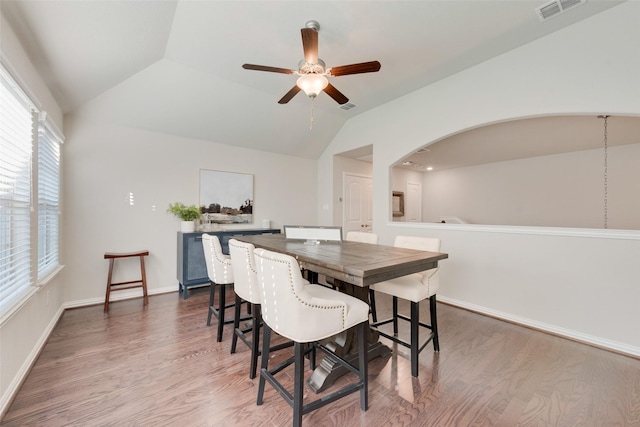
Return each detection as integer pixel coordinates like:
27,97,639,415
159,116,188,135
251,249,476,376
242,64,294,74
323,83,349,105
301,28,318,64
329,61,381,77
278,86,302,104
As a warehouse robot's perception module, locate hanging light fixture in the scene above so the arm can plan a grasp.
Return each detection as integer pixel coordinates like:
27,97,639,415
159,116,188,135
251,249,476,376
297,74,328,98
297,73,328,130
296,58,329,99
295,60,329,130
598,115,609,229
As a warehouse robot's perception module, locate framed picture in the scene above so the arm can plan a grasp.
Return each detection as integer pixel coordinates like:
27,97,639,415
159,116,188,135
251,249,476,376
199,169,253,224
392,191,405,217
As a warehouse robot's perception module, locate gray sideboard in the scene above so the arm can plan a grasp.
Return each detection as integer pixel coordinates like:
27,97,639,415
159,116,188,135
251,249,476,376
176,228,280,299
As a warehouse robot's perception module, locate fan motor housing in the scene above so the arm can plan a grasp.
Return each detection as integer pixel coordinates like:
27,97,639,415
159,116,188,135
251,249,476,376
298,59,326,75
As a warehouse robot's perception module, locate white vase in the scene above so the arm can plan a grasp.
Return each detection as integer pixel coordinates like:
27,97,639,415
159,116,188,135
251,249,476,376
180,220,195,233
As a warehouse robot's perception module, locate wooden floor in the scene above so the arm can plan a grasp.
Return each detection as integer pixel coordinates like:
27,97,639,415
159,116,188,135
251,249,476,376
3,288,640,426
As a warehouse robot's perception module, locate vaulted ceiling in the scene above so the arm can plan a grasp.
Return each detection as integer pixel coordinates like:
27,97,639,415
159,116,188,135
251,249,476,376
1,0,627,160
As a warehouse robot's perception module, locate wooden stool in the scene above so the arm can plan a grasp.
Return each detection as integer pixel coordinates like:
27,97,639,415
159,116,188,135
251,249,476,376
104,250,149,312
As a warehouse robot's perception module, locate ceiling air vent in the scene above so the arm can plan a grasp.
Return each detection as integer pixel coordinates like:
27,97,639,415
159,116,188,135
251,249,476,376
340,103,357,111
536,0,585,21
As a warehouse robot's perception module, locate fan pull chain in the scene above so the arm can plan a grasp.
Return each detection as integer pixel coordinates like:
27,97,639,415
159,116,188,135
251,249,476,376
599,115,609,229
603,115,608,229
309,97,315,131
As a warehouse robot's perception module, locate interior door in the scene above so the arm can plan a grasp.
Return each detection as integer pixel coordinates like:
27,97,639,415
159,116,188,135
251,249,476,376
405,181,422,222
343,174,373,235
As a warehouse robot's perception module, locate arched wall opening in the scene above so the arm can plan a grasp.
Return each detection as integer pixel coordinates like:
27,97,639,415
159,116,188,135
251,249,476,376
390,114,640,230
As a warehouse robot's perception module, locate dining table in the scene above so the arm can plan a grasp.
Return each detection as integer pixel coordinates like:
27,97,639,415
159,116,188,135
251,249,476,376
233,233,448,392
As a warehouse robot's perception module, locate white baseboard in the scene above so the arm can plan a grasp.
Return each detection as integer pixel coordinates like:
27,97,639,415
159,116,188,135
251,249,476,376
63,286,178,309
1,304,65,419
437,295,640,359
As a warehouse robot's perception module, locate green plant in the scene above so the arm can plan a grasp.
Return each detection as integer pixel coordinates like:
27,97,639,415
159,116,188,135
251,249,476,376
166,202,202,221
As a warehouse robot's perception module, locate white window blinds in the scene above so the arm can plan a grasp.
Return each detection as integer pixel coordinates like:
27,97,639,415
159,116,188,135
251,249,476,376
37,113,63,279
0,65,35,316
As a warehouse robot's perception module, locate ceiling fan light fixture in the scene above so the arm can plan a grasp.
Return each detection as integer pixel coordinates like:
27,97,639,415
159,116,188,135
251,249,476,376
242,20,379,105
297,74,328,98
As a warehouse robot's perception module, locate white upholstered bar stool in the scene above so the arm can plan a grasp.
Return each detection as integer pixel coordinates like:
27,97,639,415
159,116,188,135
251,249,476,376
345,231,378,244
369,235,441,377
254,248,370,427
228,238,292,379
202,234,235,342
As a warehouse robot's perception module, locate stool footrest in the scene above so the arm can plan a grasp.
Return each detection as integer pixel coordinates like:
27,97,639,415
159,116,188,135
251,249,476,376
109,284,145,292
109,279,144,287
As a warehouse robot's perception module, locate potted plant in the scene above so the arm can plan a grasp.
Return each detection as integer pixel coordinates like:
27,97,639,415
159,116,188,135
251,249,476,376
167,202,202,232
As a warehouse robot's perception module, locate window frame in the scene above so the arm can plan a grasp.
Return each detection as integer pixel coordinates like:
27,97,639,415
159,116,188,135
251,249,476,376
0,62,64,321
37,112,64,281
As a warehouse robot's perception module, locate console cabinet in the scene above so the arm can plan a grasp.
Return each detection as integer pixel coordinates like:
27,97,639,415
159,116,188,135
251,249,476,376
177,228,280,299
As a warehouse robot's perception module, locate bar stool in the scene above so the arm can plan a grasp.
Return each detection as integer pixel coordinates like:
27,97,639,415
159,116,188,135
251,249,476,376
254,248,370,427
228,238,293,379
370,236,441,377
202,234,235,342
104,250,149,312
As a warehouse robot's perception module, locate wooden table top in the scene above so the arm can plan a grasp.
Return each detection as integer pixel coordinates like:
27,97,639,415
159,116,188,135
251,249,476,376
232,233,448,287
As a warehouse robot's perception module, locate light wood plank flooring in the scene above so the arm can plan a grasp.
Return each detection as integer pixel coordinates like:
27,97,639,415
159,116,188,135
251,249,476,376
2,288,639,426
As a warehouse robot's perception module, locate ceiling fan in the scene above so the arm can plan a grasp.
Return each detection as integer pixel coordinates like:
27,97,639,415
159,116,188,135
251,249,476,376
242,20,381,105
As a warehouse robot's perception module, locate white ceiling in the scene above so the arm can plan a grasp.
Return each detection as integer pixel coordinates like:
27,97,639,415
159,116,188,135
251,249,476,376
1,0,629,160
395,115,640,172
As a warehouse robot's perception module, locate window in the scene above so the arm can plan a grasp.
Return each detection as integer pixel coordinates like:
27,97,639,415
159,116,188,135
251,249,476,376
0,63,63,318
0,65,35,316
37,113,63,279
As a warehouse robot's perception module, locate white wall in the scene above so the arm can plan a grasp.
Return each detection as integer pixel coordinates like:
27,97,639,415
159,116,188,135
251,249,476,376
0,13,66,416
62,114,317,304
318,2,640,355
421,143,640,229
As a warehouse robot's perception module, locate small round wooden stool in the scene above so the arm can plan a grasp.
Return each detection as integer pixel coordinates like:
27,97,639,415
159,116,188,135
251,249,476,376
104,250,149,312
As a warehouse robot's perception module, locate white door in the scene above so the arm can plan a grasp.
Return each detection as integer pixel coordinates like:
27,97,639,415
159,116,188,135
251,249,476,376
343,174,373,235
405,181,422,222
